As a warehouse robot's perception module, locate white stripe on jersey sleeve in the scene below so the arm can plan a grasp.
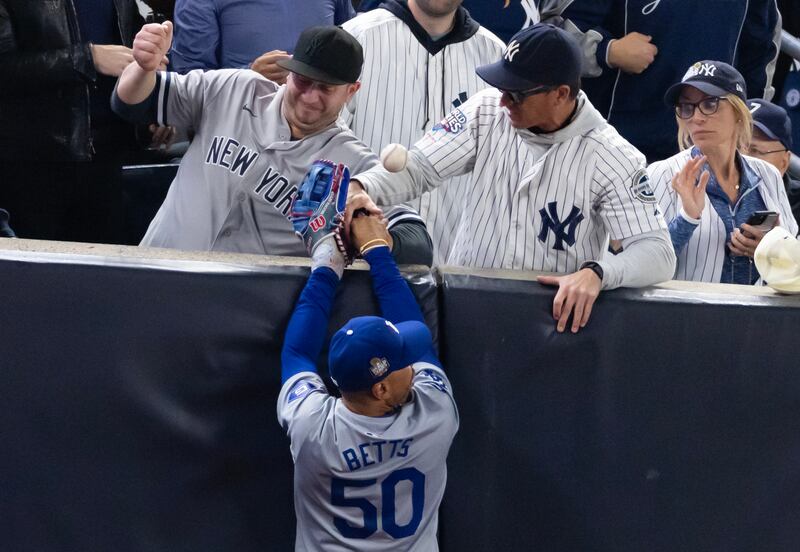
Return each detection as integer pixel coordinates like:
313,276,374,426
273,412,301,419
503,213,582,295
384,204,424,228
156,71,167,126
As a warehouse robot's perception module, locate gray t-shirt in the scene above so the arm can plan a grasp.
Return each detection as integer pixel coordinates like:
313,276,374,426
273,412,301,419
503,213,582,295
142,69,380,256
278,364,459,551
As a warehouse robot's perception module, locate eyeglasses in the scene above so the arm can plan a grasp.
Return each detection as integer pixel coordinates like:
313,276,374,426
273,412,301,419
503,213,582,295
746,145,788,156
675,96,729,119
501,84,558,104
291,73,336,95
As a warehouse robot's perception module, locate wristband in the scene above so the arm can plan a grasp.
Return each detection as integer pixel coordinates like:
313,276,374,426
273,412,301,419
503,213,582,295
580,261,604,282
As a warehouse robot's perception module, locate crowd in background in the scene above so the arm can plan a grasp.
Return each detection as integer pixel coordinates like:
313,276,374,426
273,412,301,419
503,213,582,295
1,0,800,294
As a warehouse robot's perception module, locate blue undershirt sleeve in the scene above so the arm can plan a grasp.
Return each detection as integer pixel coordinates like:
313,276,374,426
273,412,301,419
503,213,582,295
280,267,340,383
363,246,441,368
668,214,700,254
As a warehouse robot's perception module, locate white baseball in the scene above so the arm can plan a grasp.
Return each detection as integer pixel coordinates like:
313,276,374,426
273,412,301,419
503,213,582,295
380,143,408,173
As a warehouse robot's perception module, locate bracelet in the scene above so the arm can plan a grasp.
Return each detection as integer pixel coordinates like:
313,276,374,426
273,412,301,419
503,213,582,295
359,238,389,253
359,239,390,256
360,244,391,256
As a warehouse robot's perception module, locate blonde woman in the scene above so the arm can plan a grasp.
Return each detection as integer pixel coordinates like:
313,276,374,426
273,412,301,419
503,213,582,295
648,61,797,284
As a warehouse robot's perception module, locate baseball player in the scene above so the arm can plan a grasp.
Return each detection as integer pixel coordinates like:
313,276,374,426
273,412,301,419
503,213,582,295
280,161,457,550
341,0,505,264
347,23,677,333
111,22,433,265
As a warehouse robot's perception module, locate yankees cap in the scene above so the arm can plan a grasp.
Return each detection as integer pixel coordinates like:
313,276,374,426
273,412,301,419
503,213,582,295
664,60,747,106
476,23,582,91
328,316,431,392
748,98,793,150
754,226,800,294
278,26,363,85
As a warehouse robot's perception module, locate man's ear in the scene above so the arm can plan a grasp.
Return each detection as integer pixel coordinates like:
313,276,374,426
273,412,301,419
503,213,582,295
346,81,361,101
555,84,572,104
779,150,792,176
371,380,387,401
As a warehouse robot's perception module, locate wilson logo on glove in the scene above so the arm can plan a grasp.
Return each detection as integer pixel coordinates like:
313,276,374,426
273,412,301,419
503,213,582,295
309,215,326,232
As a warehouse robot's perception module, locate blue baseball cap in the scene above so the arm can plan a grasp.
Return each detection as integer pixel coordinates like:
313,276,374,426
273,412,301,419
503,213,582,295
664,60,747,106
748,98,793,150
328,316,431,392
476,23,582,92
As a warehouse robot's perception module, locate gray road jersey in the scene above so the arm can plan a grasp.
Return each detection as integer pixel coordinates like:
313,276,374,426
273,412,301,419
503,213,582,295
278,364,458,551
141,69,379,256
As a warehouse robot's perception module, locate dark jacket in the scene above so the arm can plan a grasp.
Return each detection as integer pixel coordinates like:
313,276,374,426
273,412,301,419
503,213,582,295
0,0,141,161
562,0,781,162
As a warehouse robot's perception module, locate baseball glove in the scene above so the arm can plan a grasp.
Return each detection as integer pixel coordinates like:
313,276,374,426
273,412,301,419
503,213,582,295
290,159,353,262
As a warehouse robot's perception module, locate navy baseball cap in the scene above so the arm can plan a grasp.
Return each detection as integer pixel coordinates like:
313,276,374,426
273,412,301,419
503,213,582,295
328,316,431,392
476,23,582,91
748,98,793,150
278,26,363,85
664,60,747,106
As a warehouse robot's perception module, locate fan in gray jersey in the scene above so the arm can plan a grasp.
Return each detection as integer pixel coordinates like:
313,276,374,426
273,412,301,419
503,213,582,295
347,23,677,333
111,22,433,265
280,214,457,551
341,0,505,265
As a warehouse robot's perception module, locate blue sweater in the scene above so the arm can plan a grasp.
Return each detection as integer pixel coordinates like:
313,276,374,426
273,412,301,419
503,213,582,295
563,0,780,161
171,0,355,72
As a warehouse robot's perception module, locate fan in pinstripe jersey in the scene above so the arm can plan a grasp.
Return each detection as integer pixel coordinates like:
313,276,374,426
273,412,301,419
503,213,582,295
347,23,676,333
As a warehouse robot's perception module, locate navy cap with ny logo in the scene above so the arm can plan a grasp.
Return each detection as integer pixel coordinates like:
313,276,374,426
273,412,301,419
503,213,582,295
476,23,583,92
664,60,747,106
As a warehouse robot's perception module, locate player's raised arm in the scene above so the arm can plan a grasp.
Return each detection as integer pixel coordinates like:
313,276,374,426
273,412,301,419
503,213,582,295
350,214,441,368
280,265,340,383
281,160,352,383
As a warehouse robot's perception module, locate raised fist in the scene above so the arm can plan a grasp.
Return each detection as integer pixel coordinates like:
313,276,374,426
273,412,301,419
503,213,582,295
133,21,173,72
608,32,658,74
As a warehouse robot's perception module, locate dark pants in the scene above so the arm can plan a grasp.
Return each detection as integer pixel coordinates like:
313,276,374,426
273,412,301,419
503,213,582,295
0,155,128,244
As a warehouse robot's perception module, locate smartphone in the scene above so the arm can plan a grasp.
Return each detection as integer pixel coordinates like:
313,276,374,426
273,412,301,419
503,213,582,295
744,210,779,233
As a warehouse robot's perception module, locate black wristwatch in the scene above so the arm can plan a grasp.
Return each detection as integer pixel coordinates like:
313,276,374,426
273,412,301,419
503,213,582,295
580,261,604,282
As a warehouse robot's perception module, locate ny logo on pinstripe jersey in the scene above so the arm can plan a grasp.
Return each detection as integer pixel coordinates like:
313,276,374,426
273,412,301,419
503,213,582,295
538,202,584,251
